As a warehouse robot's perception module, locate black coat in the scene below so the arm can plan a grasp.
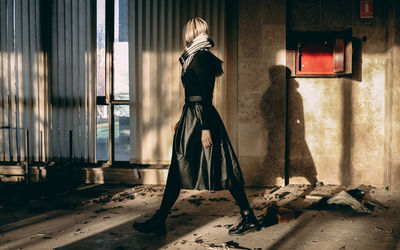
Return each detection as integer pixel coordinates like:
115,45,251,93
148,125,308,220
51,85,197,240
167,50,245,190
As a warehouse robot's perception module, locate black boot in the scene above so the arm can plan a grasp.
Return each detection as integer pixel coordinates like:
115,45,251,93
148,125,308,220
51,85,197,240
132,210,167,234
228,209,261,235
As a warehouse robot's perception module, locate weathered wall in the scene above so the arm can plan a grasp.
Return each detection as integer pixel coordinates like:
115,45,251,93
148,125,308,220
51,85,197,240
389,0,400,190
287,0,390,186
237,0,287,186
236,0,399,188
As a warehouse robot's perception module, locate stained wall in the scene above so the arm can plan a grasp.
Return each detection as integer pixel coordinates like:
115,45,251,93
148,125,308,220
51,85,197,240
235,0,400,188
237,0,287,186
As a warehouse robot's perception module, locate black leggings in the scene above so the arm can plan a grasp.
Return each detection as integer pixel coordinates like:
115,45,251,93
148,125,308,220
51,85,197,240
158,177,251,218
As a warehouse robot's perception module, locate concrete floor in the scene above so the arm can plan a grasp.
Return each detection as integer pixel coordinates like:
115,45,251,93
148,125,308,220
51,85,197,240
0,183,399,250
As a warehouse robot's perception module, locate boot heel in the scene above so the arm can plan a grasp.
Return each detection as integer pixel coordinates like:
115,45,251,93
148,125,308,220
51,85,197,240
133,210,167,234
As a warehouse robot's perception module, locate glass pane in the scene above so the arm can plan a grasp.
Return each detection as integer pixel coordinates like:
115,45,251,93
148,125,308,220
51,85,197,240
114,105,130,161
96,105,109,161
96,0,106,96
113,0,129,100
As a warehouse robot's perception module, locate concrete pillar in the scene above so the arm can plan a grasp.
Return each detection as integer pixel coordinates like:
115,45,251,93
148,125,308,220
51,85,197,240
237,0,287,186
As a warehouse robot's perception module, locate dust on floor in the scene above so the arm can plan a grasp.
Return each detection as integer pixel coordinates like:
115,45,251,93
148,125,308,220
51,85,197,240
0,183,399,250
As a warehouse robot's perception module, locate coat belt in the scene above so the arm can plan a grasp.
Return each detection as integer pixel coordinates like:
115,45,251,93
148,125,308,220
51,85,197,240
185,95,212,105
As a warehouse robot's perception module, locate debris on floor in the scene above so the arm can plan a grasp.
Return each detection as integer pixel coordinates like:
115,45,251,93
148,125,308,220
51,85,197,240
173,238,253,250
326,190,371,214
263,203,302,227
258,184,389,227
0,183,399,250
264,186,280,196
188,195,206,206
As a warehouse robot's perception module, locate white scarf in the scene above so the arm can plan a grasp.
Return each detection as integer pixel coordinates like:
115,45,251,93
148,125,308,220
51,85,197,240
179,33,214,75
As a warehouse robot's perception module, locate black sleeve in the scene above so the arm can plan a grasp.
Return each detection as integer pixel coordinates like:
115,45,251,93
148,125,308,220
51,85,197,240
190,51,222,130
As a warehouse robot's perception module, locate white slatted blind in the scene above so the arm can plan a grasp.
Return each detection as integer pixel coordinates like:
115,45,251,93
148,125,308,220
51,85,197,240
0,0,49,162
1,0,225,164
128,0,226,164
50,0,96,162
0,0,96,163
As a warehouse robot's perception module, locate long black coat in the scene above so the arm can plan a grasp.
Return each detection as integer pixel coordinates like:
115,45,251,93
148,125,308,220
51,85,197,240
167,50,245,190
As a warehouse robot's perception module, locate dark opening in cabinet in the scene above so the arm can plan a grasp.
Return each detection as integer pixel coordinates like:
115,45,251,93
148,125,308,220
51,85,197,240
287,29,352,77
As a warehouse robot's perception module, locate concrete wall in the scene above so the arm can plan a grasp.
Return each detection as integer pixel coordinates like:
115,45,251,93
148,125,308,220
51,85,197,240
389,0,400,190
236,0,400,188
237,0,287,186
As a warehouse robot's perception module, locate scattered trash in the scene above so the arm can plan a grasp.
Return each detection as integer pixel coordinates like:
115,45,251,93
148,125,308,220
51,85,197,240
208,197,229,202
306,196,331,210
194,237,204,244
364,202,376,211
30,233,45,239
314,182,324,187
191,238,252,250
263,204,302,227
224,240,251,250
264,187,280,196
305,195,324,202
327,190,371,214
367,199,389,210
275,191,290,199
188,197,205,206
346,188,365,202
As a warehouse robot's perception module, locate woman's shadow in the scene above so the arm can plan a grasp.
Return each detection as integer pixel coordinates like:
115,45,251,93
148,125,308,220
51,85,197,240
260,65,318,185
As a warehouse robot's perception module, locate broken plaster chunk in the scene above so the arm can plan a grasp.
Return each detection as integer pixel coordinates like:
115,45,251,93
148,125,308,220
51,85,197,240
327,190,371,214
305,195,323,202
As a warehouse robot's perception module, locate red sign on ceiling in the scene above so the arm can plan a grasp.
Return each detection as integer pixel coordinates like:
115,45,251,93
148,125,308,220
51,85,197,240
360,1,373,18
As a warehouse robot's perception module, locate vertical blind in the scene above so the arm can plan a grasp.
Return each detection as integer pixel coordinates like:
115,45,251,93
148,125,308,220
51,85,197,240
1,0,226,164
0,0,96,163
128,0,226,164
0,0,49,162
50,0,96,162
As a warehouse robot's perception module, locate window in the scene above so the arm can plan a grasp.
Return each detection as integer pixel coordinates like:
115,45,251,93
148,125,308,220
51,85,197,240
96,0,130,162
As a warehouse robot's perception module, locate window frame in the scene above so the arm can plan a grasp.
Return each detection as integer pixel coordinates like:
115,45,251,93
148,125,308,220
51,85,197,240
96,0,130,163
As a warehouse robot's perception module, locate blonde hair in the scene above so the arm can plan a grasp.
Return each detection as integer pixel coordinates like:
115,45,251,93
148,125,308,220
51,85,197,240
183,17,209,45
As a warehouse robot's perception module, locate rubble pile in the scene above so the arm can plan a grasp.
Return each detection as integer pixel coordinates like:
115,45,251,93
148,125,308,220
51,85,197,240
258,183,389,227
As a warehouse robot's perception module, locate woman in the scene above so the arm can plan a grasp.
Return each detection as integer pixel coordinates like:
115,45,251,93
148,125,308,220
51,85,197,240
133,17,260,236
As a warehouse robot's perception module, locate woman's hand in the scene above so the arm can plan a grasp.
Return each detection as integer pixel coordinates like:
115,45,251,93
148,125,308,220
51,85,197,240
201,130,213,148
